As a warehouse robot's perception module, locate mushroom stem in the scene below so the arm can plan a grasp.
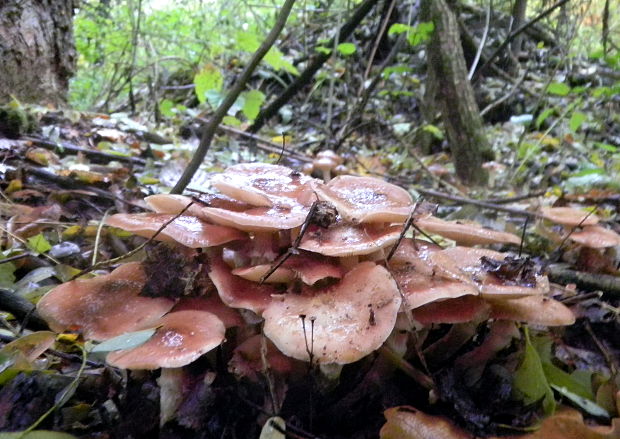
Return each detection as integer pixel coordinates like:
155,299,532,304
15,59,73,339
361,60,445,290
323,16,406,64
340,255,359,271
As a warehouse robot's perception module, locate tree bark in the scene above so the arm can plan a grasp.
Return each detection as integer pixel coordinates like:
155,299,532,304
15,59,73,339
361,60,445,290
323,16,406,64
421,0,490,186
510,0,528,57
0,0,76,105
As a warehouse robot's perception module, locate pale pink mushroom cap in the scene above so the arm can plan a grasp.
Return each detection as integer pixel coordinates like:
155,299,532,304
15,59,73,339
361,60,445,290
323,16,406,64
106,310,225,369
540,206,599,226
200,205,308,232
411,296,491,326
415,216,521,246
144,194,206,217
488,295,575,326
299,222,402,257
37,262,174,341
172,295,245,328
569,225,620,248
106,213,246,248
263,262,402,364
210,163,316,208
208,253,278,314
313,175,413,223
232,253,343,285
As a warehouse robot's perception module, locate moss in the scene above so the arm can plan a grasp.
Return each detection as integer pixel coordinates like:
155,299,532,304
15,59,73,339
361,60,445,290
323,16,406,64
0,105,38,138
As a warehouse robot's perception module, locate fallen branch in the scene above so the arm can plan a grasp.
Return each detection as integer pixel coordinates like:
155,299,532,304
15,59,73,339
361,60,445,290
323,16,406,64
547,264,620,298
171,0,297,194
0,288,48,330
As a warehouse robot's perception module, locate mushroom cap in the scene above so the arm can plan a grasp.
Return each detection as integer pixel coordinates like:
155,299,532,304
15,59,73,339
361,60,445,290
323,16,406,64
299,222,402,257
106,310,225,369
199,205,308,232
316,150,344,165
106,213,246,248
411,296,490,325
172,295,244,328
144,194,206,217
540,206,599,226
208,253,278,314
37,262,174,341
429,247,549,298
487,295,575,326
232,253,343,285
210,163,316,208
415,216,521,246
389,238,443,276
569,225,620,248
262,261,402,364
313,175,413,223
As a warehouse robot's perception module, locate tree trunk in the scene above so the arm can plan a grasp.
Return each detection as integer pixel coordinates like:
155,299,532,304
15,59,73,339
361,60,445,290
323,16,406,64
510,0,528,57
421,0,490,186
0,0,76,105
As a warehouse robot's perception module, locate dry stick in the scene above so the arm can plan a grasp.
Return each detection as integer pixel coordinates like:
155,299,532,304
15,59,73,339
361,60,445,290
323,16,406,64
248,0,381,134
472,0,570,82
546,264,620,298
0,253,30,265
70,201,194,280
363,0,397,82
171,0,297,194
467,0,492,80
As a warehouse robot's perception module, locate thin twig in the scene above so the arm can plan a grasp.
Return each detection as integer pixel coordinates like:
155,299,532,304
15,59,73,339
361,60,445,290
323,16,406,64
171,0,297,193
468,0,492,80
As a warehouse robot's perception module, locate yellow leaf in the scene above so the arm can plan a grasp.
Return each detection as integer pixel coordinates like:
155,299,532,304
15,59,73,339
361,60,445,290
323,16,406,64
271,135,293,145
6,179,22,194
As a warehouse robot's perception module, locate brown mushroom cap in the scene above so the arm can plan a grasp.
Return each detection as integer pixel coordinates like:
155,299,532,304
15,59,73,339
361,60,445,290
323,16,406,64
540,206,599,226
313,175,413,223
428,247,549,298
172,295,244,328
210,163,315,208
487,295,575,326
208,253,278,314
299,222,402,257
106,213,246,248
144,194,206,217
262,262,402,364
232,253,343,285
415,216,521,246
411,296,490,326
199,205,308,232
569,225,620,248
105,310,225,369
37,262,174,341
316,150,344,165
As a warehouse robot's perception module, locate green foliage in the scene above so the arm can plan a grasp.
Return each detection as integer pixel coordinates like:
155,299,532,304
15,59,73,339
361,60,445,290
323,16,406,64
241,89,265,121
546,82,571,96
194,64,224,105
388,22,434,46
27,234,52,255
90,328,157,353
336,42,356,56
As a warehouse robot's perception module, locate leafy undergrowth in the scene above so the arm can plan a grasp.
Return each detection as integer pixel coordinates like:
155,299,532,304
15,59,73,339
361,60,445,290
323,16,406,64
0,105,619,439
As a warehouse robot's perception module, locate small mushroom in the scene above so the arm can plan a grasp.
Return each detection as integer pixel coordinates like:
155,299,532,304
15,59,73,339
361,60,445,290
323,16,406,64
37,262,174,341
415,216,521,246
263,262,402,364
106,310,226,369
569,225,620,248
208,253,278,314
106,213,247,248
313,157,338,182
540,206,599,226
313,175,413,223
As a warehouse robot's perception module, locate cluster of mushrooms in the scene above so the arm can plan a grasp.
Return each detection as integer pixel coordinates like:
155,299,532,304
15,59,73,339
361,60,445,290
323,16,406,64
37,162,604,372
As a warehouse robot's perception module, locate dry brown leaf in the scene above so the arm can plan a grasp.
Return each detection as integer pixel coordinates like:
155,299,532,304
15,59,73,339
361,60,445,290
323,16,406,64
381,406,620,439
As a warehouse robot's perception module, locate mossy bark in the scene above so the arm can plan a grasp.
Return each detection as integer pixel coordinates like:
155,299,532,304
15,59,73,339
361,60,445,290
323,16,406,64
421,0,490,186
0,0,76,105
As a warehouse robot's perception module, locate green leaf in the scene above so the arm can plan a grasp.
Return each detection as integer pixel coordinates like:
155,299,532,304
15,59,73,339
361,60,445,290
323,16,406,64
222,115,241,127
236,31,260,52
90,327,157,353
388,23,411,36
551,385,609,418
0,431,78,439
535,108,555,128
336,42,356,56
315,46,331,55
594,142,618,152
0,260,16,289
159,99,175,117
264,47,299,75
27,234,52,255
194,64,223,104
241,89,265,121
547,82,571,96
513,328,556,414
423,124,444,140
569,111,586,132
407,21,434,46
